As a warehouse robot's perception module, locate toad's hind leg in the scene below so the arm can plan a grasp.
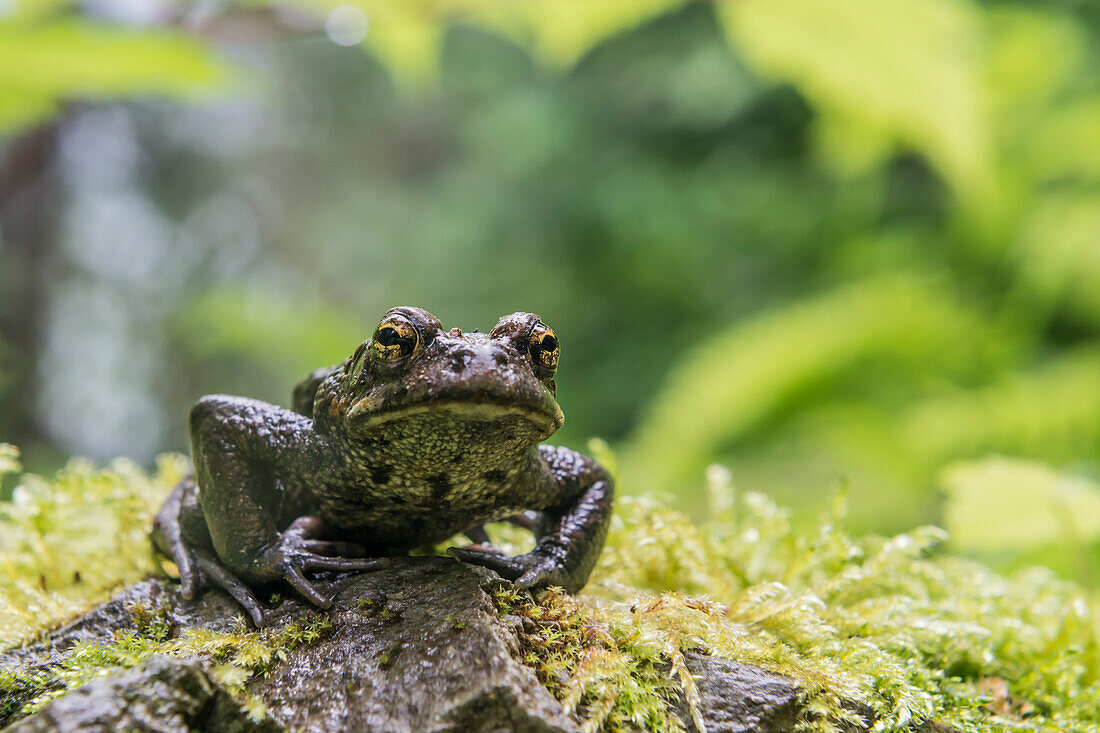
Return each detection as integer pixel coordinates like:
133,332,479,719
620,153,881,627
152,475,208,599
152,476,269,626
193,552,269,627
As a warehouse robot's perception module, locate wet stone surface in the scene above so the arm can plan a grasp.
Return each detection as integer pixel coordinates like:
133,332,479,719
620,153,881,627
672,651,802,733
6,655,282,733
248,559,576,733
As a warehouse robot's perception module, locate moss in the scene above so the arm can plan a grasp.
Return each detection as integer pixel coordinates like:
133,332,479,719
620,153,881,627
493,586,689,733
486,466,1100,733
2,444,1098,732
0,665,56,726
0,443,336,722
1,600,334,723
0,443,186,649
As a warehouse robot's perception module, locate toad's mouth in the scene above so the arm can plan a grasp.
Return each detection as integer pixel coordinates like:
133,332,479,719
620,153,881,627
350,397,564,436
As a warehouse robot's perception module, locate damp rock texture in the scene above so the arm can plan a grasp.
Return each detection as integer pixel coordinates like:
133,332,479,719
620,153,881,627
671,652,803,733
6,655,280,733
247,559,576,733
2,557,961,733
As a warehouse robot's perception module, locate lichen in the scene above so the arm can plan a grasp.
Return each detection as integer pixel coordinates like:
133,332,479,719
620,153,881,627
2,444,1098,732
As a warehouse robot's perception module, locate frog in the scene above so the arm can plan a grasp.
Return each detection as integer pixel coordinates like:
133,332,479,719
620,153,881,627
152,307,614,626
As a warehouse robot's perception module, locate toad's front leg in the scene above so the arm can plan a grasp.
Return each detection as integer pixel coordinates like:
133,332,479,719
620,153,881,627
449,446,614,594
187,396,384,621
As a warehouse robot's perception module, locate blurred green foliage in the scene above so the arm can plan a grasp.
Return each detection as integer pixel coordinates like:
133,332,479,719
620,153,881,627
1,0,1100,589
0,2,222,132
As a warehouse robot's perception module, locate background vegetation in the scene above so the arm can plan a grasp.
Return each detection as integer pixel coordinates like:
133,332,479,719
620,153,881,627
1,0,1100,594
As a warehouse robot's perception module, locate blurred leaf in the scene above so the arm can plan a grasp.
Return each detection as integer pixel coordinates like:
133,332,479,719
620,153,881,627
758,347,1100,531
0,85,54,133
983,8,1084,118
487,0,688,68
0,444,19,477
0,18,224,135
348,1,444,85
175,288,363,375
716,0,992,202
899,347,1100,467
1006,193,1100,327
621,273,1013,498
984,11,1100,326
310,0,687,83
6,0,73,22
571,2,760,132
942,457,1100,551
1022,98,1100,183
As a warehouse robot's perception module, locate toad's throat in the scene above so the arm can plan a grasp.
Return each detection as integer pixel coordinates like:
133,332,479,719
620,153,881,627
352,398,564,435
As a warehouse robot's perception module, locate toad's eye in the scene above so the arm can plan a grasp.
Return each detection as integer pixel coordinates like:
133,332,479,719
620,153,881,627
370,315,420,362
527,324,559,372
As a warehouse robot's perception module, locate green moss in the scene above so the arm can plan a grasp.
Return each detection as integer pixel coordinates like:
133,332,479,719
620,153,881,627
493,586,688,733
0,443,186,649
0,444,335,723
356,596,384,614
1,600,334,724
2,444,1098,732
501,467,1100,733
0,665,56,725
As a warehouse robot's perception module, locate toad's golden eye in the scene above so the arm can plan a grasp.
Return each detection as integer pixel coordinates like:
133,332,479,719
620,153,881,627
370,315,420,362
527,324,559,372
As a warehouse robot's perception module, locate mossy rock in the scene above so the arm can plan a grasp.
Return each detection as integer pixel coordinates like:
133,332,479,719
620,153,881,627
1,447,1098,732
3,559,961,733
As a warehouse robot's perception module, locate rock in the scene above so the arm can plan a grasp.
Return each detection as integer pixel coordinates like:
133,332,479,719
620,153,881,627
1,558,962,733
3,580,243,671
2,559,577,733
250,559,577,733
6,655,280,733
672,651,802,733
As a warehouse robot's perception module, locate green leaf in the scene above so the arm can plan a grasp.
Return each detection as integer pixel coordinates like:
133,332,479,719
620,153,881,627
620,273,1013,498
175,288,363,375
488,0,689,68
0,444,20,477
307,0,687,83
1005,193,1100,328
899,347,1100,467
716,0,991,202
942,457,1100,551
0,18,224,135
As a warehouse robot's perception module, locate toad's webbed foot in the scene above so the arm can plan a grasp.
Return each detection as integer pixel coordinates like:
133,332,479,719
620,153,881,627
254,516,388,612
454,511,559,587
154,491,386,626
449,474,613,594
193,550,269,627
447,546,567,589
